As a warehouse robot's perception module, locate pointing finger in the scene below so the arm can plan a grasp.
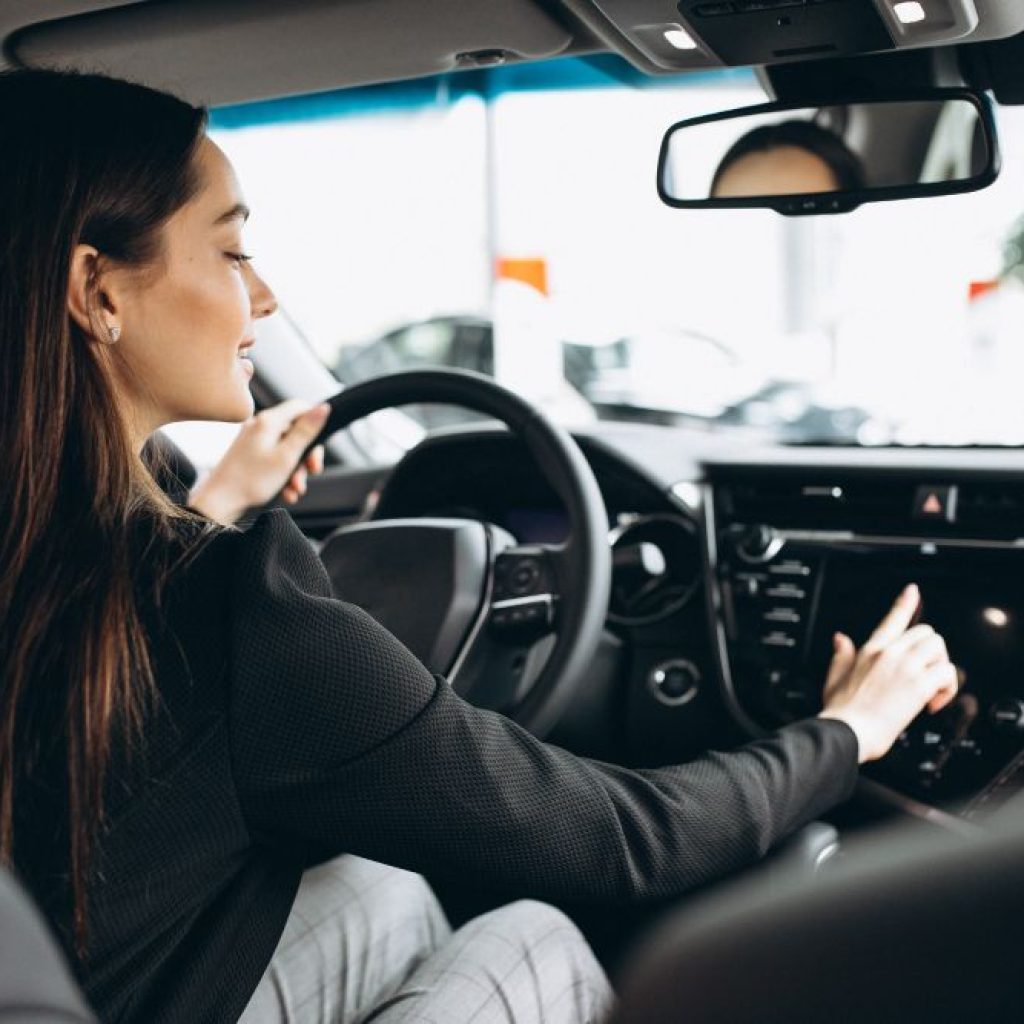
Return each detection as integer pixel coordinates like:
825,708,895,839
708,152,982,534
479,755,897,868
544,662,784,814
864,584,920,652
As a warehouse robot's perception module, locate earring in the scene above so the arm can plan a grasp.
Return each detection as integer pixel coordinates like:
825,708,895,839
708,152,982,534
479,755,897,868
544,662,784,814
108,325,121,344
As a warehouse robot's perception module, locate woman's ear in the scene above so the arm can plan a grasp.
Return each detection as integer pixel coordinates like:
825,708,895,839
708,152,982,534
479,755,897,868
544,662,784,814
67,244,121,343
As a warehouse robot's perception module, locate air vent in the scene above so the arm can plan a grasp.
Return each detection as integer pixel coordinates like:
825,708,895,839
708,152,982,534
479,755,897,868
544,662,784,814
608,515,700,625
719,475,914,531
717,473,1024,539
957,482,1024,535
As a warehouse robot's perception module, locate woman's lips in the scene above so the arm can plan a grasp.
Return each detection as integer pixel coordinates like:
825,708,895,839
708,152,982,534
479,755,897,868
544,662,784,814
237,339,256,377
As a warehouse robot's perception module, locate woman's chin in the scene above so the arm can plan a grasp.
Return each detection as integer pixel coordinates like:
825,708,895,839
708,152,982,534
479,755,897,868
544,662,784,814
204,388,255,424
167,372,255,424
228,390,256,421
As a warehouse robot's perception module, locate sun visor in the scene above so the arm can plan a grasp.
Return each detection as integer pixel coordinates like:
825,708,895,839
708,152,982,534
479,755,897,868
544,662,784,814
9,0,575,106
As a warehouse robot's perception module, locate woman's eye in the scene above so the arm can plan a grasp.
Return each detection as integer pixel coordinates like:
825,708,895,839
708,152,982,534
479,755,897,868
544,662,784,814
225,251,254,266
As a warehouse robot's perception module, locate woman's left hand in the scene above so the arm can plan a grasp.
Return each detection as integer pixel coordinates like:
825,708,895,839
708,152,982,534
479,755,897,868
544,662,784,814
188,399,330,525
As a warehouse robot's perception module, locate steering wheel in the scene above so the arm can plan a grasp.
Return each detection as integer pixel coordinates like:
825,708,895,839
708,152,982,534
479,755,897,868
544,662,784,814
306,369,611,738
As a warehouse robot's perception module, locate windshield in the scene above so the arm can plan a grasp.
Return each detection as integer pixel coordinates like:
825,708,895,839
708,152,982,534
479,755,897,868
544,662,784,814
206,56,1024,448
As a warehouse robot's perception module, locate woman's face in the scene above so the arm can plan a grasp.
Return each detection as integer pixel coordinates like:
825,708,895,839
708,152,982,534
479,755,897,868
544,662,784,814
712,145,840,198
102,137,277,437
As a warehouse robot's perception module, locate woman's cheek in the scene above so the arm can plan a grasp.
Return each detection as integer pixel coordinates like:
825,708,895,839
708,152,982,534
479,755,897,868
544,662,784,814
195,269,248,344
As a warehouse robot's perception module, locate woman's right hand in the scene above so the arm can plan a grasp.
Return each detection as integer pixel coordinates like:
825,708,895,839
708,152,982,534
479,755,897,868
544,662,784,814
818,584,960,764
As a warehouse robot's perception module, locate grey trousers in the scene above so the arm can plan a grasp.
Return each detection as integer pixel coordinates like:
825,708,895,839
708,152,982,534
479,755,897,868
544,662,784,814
237,855,615,1024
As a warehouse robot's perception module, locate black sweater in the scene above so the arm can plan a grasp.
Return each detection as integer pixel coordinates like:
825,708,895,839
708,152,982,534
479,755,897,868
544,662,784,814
15,510,858,1023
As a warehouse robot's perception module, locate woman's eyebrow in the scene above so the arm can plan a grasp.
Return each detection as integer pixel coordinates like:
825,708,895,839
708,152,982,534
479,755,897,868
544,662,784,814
213,202,250,225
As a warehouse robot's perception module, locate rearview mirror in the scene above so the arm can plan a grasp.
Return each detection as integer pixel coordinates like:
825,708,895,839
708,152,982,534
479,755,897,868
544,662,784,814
658,90,999,216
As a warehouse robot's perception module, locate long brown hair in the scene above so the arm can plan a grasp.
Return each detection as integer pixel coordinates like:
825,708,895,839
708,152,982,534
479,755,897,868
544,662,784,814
0,68,214,956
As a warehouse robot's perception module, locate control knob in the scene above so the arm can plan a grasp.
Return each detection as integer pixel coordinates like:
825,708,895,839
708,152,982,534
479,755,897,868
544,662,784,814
734,524,782,564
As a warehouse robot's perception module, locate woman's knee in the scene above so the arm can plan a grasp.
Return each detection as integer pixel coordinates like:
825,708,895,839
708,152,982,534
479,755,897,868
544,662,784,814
486,899,587,945
241,858,452,1023
299,855,446,930
365,900,614,1023
469,900,610,987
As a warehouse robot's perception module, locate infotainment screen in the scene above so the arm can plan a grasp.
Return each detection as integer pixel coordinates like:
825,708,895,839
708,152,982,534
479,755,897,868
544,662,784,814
805,545,1024,711
797,543,1024,808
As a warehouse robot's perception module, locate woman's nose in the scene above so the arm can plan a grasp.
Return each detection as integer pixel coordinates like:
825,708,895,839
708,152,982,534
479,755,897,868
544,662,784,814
249,267,278,320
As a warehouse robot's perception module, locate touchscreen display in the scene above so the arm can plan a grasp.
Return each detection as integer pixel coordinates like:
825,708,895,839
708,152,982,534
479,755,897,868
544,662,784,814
806,546,1024,710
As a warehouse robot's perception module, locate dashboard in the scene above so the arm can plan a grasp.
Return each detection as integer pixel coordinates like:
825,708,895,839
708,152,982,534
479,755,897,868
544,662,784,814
709,466,1024,825
369,423,1024,829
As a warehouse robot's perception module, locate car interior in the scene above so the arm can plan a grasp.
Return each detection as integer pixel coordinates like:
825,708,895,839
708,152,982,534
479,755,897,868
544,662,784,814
5,0,1024,1019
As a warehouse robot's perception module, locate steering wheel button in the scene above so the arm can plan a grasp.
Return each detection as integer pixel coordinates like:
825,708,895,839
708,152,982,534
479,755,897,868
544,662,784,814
510,561,541,594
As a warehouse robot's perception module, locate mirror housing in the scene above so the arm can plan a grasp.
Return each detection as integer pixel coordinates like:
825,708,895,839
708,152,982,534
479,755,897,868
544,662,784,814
657,88,1000,216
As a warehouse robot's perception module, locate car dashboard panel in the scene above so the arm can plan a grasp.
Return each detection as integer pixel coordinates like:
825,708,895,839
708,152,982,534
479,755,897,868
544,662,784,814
365,426,1024,826
708,467,1024,822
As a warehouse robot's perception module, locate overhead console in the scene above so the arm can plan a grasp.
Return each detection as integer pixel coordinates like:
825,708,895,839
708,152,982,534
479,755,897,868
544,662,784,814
705,465,1024,822
584,0,1024,73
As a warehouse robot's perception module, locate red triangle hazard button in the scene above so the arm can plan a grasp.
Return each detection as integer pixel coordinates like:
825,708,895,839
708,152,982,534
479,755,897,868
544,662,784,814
914,485,957,522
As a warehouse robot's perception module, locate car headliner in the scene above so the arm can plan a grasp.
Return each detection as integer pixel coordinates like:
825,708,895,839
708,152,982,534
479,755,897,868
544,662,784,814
3,0,1024,108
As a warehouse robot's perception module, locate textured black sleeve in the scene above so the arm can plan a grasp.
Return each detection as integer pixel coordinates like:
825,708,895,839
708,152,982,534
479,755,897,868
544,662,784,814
228,511,859,902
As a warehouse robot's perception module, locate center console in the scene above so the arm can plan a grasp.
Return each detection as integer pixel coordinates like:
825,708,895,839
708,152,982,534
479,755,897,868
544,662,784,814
709,469,1024,819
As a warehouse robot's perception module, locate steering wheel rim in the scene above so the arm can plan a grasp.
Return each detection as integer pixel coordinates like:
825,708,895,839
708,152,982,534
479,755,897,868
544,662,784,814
307,368,611,737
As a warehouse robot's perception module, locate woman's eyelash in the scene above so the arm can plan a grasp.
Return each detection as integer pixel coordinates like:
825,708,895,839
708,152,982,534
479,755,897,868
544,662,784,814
225,251,254,263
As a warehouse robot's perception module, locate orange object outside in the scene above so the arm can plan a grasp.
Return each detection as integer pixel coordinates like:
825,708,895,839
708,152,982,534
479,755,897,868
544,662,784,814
968,279,1001,303
496,258,549,296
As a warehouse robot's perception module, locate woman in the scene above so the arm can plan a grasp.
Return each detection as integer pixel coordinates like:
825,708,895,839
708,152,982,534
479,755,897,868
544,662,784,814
710,119,868,198
0,68,959,1024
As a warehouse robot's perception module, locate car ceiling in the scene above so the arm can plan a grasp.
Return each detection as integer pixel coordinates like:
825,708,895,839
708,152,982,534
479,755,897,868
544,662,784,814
4,1,1024,107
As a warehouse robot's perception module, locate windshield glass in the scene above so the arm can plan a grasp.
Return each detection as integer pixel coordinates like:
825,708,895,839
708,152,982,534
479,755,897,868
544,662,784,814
207,56,1024,447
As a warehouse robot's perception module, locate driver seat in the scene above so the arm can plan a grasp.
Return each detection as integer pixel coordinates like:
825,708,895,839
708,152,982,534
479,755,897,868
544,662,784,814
612,812,1024,1023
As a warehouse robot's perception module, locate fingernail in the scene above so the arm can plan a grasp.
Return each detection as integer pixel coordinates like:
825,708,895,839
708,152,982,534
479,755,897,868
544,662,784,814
903,583,918,599
316,403,330,417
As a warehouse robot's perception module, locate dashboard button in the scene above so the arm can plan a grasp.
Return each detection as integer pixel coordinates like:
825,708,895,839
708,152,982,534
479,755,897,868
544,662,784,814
990,699,1024,732
913,484,958,523
768,560,811,577
764,607,801,624
648,660,701,706
761,630,797,648
734,573,762,599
